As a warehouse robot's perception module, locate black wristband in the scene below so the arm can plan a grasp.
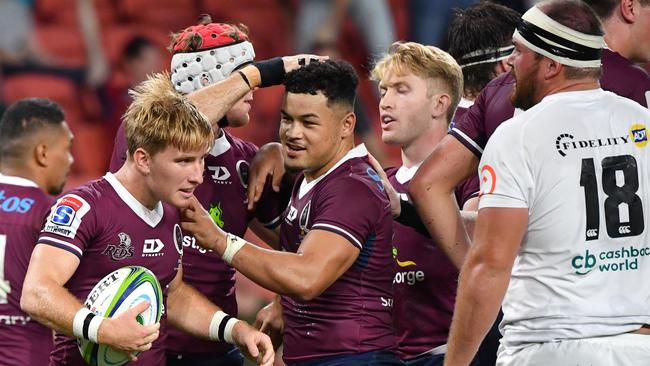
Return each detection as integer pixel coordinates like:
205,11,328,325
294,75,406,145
82,313,95,340
218,315,234,341
253,57,285,87
395,199,431,237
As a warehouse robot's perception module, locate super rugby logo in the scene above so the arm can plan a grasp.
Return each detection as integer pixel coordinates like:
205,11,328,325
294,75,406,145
43,194,91,239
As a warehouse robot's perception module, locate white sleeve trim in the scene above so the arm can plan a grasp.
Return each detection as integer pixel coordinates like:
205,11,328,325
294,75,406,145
312,223,363,249
452,127,484,154
39,235,84,257
261,215,281,228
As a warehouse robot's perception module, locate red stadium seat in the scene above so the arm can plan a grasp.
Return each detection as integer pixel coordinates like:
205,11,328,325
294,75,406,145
35,24,86,66
34,0,117,28
118,0,199,32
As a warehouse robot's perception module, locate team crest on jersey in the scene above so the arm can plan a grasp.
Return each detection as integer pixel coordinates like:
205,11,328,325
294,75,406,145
173,224,183,256
236,160,250,188
630,124,647,148
299,201,311,237
284,199,297,225
101,232,135,261
43,194,91,239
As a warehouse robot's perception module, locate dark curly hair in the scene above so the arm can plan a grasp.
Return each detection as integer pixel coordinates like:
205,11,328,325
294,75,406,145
283,60,358,109
0,98,65,161
448,2,521,98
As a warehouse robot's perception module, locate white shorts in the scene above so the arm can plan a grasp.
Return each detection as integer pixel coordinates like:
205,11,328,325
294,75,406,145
496,333,650,366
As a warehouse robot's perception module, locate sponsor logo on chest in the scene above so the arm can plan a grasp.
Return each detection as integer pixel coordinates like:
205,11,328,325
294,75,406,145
208,166,232,184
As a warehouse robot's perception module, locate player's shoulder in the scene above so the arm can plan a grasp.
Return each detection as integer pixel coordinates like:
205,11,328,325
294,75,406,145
480,72,516,98
225,131,259,158
325,157,387,200
602,49,650,82
62,178,109,205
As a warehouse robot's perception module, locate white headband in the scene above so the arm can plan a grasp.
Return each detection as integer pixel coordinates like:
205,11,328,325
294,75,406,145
513,6,604,68
459,46,515,68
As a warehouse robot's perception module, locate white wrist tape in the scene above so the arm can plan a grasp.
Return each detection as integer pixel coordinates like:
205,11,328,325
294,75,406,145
222,233,246,265
73,307,92,339
73,307,104,343
208,310,240,344
87,315,103,343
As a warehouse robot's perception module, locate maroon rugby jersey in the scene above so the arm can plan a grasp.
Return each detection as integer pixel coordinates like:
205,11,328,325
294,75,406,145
451,49,650,158
166,131,280,355
279,145,395,363
111,126,280,355
38,173,182,366
386,166,471,360
0,174,55,365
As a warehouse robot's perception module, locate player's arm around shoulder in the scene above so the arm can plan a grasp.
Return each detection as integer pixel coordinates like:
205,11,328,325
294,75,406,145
165,266,275,366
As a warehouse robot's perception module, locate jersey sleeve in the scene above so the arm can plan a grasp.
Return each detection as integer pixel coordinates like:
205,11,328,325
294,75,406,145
311,177,384,250
255,184,282,228
449,88,488,157
37,192,96,258
478,123,534,209
455,175,480,208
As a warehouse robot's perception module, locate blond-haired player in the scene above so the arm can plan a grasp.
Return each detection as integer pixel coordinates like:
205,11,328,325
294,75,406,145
21,73,274,366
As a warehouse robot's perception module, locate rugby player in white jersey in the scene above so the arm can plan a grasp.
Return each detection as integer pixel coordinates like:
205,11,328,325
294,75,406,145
444,1,650,365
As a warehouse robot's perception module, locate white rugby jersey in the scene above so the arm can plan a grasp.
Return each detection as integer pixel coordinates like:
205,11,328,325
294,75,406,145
478,89,650,353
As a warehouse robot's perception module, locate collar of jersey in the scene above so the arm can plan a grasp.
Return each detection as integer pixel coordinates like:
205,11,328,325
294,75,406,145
0,173,39,188
104,172,164,227
542,88,603,103
298,144,368,199
458,97,475,109
395,162,422,185
209,130,231,157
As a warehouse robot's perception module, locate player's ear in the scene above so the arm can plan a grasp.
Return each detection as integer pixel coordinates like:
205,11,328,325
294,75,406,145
133,147,152,174
431,92,451,120
543,58,563,80
620,0,635,23
340,111,356,138
495,59,511,75
34,142,48,167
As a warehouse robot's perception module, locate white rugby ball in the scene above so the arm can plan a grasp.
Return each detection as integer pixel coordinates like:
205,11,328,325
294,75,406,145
78,266,163,366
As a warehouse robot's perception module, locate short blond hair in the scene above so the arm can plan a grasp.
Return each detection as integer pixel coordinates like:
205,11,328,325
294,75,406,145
372,42,463,123
123,72,213,157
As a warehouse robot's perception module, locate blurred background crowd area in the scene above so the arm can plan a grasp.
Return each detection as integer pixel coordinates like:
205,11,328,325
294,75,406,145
0,0,546,188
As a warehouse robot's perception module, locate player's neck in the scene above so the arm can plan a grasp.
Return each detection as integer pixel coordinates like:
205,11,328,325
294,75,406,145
400,122,447,169
603,21,635,62
113,166,159,210
544,78,601,99
304,139,355,182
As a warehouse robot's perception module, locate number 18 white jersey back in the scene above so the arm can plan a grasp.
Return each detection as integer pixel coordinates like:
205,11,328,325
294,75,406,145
478,89,650,352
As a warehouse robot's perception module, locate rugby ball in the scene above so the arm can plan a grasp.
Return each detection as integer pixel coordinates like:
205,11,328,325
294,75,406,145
78,266,163,366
